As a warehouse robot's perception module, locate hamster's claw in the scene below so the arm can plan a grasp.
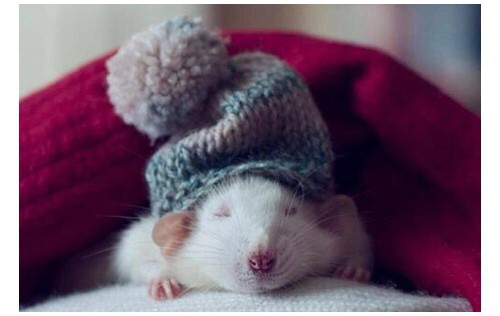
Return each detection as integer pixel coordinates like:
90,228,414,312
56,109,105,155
148,277,184,300
333,266,371,283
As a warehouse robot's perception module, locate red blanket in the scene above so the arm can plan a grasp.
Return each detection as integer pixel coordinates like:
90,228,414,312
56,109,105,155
20,31,480,310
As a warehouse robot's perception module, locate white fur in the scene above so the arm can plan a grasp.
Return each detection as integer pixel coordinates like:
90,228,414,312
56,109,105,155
113,176,372,294
113,216,168,284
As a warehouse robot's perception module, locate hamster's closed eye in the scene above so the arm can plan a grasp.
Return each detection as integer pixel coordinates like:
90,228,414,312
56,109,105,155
213,205,231,218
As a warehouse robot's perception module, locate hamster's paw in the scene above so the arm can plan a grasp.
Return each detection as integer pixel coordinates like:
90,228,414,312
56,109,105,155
148,277,184,300
332,266,371,283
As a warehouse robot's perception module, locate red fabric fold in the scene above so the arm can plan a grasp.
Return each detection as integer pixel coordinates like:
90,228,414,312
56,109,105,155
20,31,480,310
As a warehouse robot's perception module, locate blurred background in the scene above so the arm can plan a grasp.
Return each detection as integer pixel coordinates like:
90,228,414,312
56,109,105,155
19,4,480,113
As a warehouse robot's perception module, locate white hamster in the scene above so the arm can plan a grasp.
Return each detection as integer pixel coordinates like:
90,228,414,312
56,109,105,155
112,176,372,299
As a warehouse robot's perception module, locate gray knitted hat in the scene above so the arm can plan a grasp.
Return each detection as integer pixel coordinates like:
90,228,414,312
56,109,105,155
107,17,334,216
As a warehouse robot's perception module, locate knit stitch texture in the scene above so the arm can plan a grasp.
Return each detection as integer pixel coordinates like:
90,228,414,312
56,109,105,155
25,278,472,312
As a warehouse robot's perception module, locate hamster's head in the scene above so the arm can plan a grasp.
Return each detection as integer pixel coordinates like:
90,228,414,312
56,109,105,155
190,176,339,293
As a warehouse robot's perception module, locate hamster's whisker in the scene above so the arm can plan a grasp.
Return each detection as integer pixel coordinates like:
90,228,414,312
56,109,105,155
161,250,233,262
285,270,310,288
97,214,144,220
162,255,226,261
296,261,314,273
349,188,379,200
288,212,343,245
230,198,245,245
109,202,151,211
194,229,241,251
275,250,293,272
123,237,228,256
79,246,120,259
166,241,228,254
300,250,331,268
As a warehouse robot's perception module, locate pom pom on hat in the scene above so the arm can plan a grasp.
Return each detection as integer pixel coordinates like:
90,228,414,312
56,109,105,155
107,16,230,139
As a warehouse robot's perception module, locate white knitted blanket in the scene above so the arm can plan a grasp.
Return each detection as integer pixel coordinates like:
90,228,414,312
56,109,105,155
25,277,471,312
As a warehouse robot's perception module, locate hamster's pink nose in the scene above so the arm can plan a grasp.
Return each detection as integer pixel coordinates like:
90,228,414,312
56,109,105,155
248,249,276,273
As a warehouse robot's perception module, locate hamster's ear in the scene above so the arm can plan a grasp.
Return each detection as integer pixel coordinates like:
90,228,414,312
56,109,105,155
152,211,194,257
318,195,358,230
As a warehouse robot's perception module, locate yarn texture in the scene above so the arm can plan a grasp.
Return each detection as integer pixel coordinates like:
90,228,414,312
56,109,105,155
107,17,230,139
107,17,334,216
24,278,472,312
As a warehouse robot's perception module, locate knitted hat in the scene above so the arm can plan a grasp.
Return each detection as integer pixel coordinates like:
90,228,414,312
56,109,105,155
107,17,335,216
